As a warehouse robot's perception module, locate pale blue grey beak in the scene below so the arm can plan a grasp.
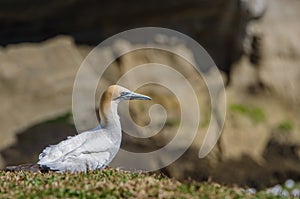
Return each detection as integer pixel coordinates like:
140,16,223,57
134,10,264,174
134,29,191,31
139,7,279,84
114,91,152,101
127,92,151,100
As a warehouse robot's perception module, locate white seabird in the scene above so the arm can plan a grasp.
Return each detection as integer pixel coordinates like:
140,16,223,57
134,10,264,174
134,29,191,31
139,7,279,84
37,85,151,173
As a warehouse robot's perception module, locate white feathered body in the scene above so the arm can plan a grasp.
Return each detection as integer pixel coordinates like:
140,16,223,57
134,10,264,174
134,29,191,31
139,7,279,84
38,125,121,173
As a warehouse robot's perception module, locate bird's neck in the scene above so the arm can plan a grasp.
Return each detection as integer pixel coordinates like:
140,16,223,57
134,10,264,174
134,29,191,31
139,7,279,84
100,101,121,132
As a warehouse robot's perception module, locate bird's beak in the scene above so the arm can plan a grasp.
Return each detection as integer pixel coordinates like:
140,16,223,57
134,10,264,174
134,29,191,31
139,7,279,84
127,92,151,100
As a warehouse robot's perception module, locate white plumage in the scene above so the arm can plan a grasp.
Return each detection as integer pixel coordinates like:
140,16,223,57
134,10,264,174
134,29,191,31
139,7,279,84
37,85,151,173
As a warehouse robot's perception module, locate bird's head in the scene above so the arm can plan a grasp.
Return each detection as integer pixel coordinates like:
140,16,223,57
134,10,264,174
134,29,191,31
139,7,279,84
99,85,151,127
100,85,151,112
107,85,151,102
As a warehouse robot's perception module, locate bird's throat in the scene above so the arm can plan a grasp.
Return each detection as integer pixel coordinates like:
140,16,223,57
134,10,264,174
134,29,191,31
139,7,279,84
100,101,121,130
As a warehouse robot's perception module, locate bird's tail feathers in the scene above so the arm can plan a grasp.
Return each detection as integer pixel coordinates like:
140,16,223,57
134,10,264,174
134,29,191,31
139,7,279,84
4,163,50,173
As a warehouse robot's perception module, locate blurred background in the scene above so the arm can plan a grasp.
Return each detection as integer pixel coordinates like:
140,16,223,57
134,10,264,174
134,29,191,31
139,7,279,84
0,0,300,191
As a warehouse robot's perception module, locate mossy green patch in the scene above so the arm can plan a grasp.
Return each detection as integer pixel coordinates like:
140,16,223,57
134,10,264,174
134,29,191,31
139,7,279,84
165,119,180,127
277,121,293,132
42,112,73,125
229,104,265,123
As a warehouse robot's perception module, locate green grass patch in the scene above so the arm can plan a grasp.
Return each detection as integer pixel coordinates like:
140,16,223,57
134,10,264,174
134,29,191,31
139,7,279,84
200,116,210,128
0,168,290,198
42,112,73,125
165,119,180,127
229,104,265,123
277,121,293,132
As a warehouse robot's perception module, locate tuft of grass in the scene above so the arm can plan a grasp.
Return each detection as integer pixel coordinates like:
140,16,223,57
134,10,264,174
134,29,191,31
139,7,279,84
277,121,293,132
200,116,210,128
229,104,265,123
42,112,74,125
0,168,290,198
165,119,180,127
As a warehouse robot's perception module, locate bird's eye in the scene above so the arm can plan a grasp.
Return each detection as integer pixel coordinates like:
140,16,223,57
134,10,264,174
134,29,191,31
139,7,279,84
120,91,130,96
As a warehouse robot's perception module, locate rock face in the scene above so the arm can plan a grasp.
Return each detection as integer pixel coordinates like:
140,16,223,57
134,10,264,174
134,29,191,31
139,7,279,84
0,0,265,80
231,0,300,109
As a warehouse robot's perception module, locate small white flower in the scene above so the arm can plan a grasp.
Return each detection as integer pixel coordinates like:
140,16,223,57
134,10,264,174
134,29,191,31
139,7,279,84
247,188,256,194
291,188,300,197
281,190,289,197
285,179,295,189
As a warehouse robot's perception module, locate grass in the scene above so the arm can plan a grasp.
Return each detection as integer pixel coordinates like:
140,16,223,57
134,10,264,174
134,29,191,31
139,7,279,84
0,168,291,199
229,104,265,123
43,112,74,125
165,119,180,127
277,121,293,132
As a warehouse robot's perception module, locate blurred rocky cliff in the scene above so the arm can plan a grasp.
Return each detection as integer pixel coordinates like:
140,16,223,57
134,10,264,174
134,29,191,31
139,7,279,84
1,0,300,189
0,0,266,81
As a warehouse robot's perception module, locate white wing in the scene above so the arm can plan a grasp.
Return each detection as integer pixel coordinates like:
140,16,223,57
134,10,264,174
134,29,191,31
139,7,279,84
38,128,116,172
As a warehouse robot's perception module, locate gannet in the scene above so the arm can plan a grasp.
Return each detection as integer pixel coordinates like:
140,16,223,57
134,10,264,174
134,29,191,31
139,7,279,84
20,85,151,173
